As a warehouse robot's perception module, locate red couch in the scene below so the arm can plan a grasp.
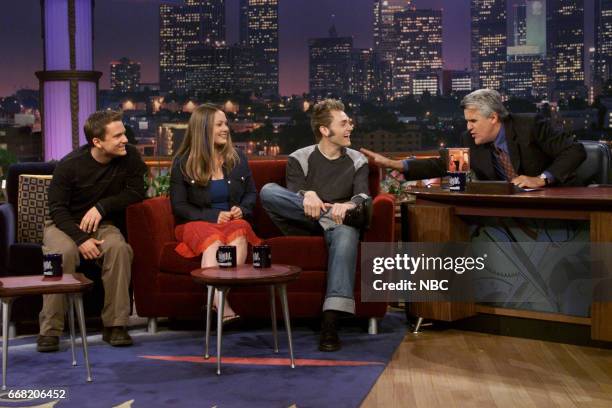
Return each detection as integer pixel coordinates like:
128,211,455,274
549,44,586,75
126,159,395,333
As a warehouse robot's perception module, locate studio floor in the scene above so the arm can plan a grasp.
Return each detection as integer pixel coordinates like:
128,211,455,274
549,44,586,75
363,327,612,408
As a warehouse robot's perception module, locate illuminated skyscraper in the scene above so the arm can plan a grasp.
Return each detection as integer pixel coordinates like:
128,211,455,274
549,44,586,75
185,44,254,96
546,0,585,100
504,55,547,98
393,8,442,98
159,0,226,93
308,26,353,97
239,0,249,45
513,3,527,46
185,46,233,96
470,0,507,90
588,47,597,104
595,0,612,87
350,49,376,100
412,72,439,96
524,0,547,55
373,0,411,64
110,57,141,94
233,45,256,94
505,1,547,99
244,0,279,97
373,0,411,99
442,70,473,95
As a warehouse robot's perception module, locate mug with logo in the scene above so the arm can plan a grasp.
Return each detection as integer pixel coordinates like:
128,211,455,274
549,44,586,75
253,244,272,268
43,253,63,277
216,245,237,268
448,172,467,192
445,147,470,192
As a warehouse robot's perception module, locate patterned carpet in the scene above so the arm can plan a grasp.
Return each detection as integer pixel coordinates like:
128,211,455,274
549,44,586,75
0,312,406,407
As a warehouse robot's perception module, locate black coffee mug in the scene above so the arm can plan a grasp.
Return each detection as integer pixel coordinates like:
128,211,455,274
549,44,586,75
253,245,272,268
43,253,63,277
447,172,467,192
216,245,237,268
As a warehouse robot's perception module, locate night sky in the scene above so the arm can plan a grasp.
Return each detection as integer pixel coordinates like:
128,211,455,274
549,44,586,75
0,0,595,98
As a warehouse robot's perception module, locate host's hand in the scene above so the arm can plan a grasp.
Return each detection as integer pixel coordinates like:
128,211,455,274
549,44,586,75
230,206,243,219
303,191,327,219
511,175,546,189
79,206,102,233
360,148,404,171
78,238,104,260
217,211,232,224
325,202,356,224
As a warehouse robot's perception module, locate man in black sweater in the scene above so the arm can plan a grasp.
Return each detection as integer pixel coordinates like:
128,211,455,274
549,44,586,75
37,110,147,352
260,99,371,352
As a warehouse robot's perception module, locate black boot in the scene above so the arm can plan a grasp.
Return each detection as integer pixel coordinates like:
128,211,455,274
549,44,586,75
343,197,373,230
319,310,341,352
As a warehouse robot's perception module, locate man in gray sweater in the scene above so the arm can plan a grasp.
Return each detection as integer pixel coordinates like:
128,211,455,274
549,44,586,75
260,99,370,352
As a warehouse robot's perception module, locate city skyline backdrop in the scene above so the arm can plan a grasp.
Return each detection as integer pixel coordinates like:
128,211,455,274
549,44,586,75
0,0,596,97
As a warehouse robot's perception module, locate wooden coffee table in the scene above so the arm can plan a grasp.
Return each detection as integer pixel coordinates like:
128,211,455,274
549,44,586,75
0,273,94,390
191,264,301,375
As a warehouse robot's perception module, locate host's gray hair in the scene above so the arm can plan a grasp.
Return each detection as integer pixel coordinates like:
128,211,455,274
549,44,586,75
460,89,509,120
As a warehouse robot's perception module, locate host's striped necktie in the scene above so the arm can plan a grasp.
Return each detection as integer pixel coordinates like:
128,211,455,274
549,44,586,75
494,147,517,181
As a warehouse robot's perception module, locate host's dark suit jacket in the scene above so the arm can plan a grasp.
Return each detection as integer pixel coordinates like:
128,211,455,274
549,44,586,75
404,114,587,186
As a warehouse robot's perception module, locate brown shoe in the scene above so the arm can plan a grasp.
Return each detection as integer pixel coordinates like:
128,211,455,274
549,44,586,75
102,326,133,347
37,335,59,352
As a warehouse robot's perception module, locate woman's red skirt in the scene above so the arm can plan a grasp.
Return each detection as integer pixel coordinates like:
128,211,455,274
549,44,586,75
174,219,262,258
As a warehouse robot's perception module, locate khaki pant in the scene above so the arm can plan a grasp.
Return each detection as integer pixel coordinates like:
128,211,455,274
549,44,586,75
39,221,133,336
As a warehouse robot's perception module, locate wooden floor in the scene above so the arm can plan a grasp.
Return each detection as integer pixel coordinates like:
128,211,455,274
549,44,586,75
362,329,612,408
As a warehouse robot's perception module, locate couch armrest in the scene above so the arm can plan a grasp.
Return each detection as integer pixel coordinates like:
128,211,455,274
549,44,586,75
363,193,395,242
0,203,15,275
126,197,175,296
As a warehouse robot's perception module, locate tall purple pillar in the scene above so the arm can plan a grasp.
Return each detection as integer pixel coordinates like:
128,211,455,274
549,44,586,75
36,0,101,161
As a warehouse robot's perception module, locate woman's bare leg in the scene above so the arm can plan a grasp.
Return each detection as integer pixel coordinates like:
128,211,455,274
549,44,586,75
201,240,222,269
201,240,237,318
229,236,248,265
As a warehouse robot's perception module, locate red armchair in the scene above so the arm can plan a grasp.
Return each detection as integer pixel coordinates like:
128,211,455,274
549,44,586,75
126,159,395,333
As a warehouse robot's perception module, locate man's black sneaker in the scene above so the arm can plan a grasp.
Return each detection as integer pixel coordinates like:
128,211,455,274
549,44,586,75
36,335,59,352
343,197,373,230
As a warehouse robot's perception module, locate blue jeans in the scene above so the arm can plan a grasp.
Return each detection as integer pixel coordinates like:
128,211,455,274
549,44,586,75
260,183,359,314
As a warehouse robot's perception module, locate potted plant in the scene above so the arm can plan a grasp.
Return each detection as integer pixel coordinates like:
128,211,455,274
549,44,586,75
145,172,170,198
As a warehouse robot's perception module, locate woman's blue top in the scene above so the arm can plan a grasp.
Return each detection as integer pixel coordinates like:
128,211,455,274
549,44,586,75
209,179,230,211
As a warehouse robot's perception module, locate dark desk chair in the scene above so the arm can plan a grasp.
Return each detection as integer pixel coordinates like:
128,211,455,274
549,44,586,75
576,140,611,186
0,163,104,335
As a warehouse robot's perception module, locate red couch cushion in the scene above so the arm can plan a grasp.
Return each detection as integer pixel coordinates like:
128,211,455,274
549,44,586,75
264,236,328,271
160,242,200,275
249,160,286,239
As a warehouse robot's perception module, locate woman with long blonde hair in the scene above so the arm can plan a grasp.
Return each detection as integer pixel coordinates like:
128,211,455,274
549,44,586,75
170,104,261,323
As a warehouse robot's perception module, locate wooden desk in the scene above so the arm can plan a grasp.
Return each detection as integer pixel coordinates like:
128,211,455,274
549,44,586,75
405,187,612,342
